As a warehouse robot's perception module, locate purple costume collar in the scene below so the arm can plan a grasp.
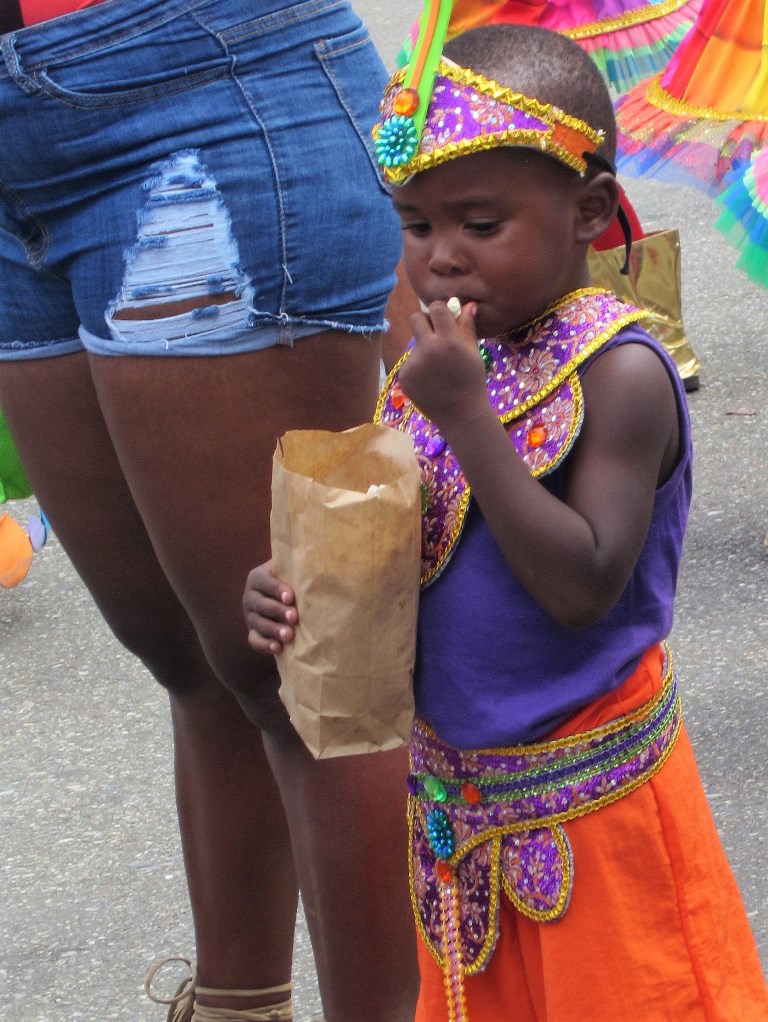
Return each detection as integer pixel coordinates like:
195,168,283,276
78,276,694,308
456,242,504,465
375,288,648,586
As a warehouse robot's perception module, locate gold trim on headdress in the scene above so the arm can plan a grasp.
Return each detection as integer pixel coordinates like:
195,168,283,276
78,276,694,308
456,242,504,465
374,60,605,183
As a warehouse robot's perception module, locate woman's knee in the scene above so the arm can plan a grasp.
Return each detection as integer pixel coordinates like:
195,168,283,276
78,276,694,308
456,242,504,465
104,589,287,728
200,638,289,733
98,601,214,695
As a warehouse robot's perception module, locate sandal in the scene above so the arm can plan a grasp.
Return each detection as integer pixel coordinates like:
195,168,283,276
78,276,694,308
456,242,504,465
145,956,292,1022
145,957,196,1022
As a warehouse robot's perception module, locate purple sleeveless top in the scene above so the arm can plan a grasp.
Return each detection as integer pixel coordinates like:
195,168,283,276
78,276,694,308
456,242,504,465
414,324,692,747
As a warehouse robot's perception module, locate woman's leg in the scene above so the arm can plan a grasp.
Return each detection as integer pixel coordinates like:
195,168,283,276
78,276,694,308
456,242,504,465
382,260,421,373
85,331,418,1021
83,331,418,1020
0,353,299,1014
263,730,416,1022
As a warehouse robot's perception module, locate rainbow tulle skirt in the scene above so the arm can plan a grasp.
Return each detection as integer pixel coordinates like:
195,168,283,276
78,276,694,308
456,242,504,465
397,0,703,95
715,148,768,287
616,0,768,194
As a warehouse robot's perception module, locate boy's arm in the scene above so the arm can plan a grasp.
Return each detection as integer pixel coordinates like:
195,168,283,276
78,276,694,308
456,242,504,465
400,304,680,629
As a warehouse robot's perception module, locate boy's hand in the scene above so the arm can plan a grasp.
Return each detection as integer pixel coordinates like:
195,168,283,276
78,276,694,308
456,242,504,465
399,300,489,431
243,560,298,654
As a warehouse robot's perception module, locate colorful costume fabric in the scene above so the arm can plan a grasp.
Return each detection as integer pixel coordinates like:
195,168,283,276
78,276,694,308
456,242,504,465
715,146,768,287
377,290,692,747
377,289,649,589
398,0,704,96
411,647,768,1021
376,289,768,1019
616,0,768,195
374,58,605,183
0,405,46,588
410,646,680,1002
616,0,768,286
0,406,31,505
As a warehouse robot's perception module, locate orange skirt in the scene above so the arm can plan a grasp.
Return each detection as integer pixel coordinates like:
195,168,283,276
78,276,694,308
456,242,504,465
415,646,768,1021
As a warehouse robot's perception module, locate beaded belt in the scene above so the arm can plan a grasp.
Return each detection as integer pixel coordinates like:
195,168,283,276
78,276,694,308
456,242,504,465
407,647,681,1022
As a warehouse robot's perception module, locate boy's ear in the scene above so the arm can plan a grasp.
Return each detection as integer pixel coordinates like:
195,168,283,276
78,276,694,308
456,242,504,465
575,171,620,245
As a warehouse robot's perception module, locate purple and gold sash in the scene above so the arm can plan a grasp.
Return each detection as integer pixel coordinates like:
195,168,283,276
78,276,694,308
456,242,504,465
408,646,680,1016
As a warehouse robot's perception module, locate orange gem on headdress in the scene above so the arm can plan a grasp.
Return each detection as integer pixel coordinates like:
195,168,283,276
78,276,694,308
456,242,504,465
393,87,420,117
527,424,548,448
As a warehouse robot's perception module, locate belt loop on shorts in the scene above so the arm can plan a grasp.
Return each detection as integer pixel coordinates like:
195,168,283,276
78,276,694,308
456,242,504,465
1,32,41,94
276,318,295,347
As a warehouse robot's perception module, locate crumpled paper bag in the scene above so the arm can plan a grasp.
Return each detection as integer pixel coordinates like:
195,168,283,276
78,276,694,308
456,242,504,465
271,422,422,759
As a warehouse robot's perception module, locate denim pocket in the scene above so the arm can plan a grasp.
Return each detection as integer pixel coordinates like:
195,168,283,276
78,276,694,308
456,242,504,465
314,24,392,195
29,19,234,109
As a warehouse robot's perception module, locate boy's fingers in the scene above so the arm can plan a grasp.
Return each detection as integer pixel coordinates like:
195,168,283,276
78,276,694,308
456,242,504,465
412,300,475,344
458,301,477,329
409,310,432,342
280,603,298,622
245,560,296,604
243,560,298,655
428,301,459,330
247,629,283,655
246,605,294,645
244,599,294,632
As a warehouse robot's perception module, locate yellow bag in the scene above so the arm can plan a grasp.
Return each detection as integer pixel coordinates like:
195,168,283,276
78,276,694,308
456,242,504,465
588,228,700,389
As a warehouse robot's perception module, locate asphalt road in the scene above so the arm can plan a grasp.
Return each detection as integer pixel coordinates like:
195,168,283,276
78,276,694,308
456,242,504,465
1,2,766,1019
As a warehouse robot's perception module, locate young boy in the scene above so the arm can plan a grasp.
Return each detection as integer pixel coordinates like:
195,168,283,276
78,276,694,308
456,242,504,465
244,23,768,1021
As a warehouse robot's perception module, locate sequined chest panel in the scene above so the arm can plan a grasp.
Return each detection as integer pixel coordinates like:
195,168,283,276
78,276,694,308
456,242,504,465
375,289,648,586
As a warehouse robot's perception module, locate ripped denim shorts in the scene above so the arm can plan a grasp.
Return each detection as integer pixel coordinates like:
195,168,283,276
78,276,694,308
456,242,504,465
0,0,402,358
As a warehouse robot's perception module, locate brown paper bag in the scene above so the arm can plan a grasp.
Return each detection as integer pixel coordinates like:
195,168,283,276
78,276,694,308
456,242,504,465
270,422,422,759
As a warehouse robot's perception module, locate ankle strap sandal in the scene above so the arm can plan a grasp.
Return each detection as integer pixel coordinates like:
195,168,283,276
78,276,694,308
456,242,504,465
146,956,292,1022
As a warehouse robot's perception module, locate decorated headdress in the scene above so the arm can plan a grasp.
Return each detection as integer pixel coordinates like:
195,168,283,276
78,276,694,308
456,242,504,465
372,0,606,184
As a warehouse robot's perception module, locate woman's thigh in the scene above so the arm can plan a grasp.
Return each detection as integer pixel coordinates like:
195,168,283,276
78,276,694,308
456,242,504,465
86,331,383,704
0,334,382,725
0,353,211,692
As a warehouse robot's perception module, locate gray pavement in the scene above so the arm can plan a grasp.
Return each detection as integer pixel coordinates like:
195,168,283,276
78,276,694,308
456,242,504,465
1,3,767,1019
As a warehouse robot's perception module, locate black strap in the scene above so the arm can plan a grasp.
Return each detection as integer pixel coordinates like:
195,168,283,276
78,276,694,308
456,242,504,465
614,203,633,276
0,0,24,32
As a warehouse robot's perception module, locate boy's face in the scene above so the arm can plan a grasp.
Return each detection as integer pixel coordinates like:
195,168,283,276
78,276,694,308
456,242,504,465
392,148,589,337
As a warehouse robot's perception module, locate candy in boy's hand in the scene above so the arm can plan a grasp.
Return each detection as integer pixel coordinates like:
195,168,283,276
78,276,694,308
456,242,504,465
419,297,463,318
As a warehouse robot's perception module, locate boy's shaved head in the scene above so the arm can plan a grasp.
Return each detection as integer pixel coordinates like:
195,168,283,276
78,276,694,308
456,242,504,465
443,24,617,164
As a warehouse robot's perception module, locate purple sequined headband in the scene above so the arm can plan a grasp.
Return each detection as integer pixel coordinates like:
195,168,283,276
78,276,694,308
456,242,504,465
373,59,606,184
